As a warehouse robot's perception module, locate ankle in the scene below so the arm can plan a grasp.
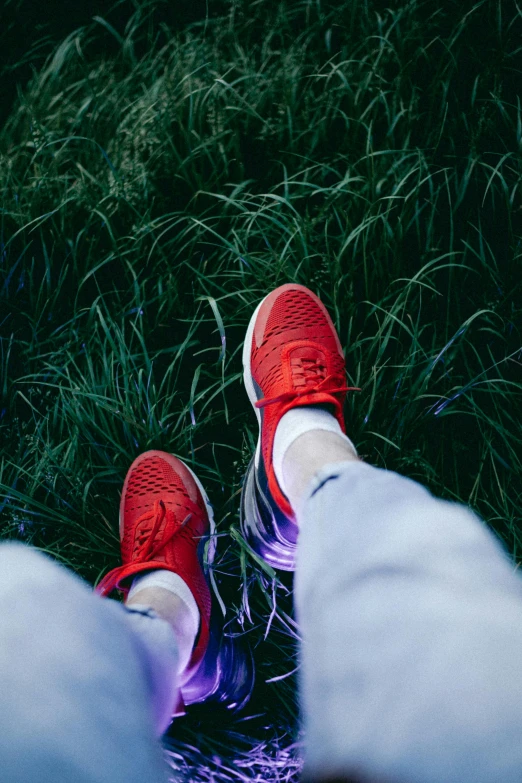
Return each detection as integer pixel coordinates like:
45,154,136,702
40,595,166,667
126,584,199,678
127,587,195,630
282,429,359,518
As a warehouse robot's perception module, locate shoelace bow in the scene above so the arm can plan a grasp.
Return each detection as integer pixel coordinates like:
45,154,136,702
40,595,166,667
255,371,361,409
96,497,200,595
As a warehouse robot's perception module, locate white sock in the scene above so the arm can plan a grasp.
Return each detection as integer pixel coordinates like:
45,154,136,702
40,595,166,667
272,406,357,496
128,570,200,674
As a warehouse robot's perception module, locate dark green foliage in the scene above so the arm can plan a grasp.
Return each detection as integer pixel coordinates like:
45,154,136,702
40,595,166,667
1,0,521,778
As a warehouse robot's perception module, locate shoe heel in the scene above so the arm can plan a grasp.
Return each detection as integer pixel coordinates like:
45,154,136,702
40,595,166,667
181,610,254,712
240,457,297,571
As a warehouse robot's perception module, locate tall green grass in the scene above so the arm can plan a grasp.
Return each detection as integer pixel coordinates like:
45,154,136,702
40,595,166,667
1,0,522,778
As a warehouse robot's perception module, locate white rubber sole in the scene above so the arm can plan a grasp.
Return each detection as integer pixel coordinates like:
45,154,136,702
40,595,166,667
242,292,272,469
183,461,217,566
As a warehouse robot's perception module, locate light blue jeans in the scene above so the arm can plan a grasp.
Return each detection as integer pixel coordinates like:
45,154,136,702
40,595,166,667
2,461,522,782
0,543,177,783
298,462,522,782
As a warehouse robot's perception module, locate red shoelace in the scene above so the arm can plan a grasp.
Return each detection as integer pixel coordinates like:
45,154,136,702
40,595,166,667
255,374,361,409
96,497,201,595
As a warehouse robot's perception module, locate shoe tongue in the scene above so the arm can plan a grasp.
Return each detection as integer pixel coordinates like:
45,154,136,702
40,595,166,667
288,345,326,362
288,345,327,388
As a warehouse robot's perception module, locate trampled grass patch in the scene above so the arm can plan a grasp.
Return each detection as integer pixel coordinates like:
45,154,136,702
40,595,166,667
1,0,521,778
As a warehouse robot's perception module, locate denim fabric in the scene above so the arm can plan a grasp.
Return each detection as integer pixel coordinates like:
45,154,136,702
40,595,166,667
296,461,522,783
0,542,178,783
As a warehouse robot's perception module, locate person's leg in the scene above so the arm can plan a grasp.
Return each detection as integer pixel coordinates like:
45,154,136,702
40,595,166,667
0,452,253,783
127,584,198,682
280,428,359,514
240,283,522,783
288,431,522,783
0,541,177,783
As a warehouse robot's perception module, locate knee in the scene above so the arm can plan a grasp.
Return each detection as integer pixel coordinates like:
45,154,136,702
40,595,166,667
0,542,84,600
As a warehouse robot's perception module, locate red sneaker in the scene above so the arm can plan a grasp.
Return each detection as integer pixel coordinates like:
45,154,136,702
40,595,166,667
240,284,359,570
96,451,253,714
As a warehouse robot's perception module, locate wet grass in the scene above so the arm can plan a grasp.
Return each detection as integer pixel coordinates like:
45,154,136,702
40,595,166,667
1,0,522,778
